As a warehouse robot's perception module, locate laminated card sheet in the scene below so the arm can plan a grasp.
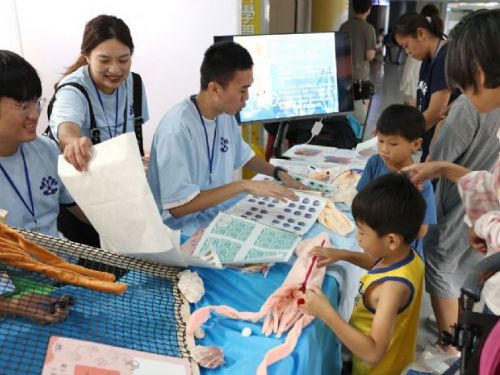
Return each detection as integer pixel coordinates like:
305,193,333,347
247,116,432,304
226,191,327,236
42,336,191,375
287,172,338,195
194,213,300,264
283,144,362,169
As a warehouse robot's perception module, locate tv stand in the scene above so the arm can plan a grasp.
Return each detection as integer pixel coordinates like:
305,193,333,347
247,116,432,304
272,121,291,160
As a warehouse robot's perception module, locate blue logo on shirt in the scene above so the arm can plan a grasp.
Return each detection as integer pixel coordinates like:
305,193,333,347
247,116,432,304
129,103,134,117
40,176,58,196
220,137,229,152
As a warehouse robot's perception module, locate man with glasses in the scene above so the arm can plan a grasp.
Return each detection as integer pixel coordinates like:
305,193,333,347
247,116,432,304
0,50,85,237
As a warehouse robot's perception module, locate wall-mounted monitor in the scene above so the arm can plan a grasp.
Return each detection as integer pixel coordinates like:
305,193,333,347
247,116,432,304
215,32,353,124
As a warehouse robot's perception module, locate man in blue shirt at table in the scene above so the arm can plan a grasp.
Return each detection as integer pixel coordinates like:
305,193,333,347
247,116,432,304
356,104,436,257
147,41,305,236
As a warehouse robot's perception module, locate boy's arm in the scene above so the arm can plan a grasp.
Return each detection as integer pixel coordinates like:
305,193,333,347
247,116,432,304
310,247,375,270
305,281,410,366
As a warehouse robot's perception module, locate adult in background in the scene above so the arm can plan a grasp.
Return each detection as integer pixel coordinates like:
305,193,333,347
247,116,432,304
403,8,500,331
424,95,500,352
339,0,377,124
399,4,442,107
394,12,460,161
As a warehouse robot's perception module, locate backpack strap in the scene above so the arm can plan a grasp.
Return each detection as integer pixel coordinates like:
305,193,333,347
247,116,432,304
46,82,101,145
132,72,145,156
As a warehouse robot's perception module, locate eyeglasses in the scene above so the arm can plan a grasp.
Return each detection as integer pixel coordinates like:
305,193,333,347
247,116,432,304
5,98,47,115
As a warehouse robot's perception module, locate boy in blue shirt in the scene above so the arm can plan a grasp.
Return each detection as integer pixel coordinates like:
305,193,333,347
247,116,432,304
357,104,436,257
0,50,86,238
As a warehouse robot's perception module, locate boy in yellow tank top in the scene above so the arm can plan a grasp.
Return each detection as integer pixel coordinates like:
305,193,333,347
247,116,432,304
303,173,425,374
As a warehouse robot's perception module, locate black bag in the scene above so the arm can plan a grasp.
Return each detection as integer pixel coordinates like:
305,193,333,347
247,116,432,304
352,80,375,101
285,116,358,150
45,73,145,247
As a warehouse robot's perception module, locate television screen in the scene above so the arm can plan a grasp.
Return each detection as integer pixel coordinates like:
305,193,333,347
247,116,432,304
215,32,353,124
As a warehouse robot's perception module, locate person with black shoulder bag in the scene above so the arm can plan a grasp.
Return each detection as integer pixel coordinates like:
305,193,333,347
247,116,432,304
45,15,149,247
339,0,377,125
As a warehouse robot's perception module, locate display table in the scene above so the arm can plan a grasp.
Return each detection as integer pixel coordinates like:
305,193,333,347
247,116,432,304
192,221,364,375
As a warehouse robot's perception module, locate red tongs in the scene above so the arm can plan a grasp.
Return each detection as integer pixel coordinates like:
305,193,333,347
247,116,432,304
297,239,325,304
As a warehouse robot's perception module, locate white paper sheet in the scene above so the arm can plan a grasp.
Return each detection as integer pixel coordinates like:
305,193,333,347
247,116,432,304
58,133,220,268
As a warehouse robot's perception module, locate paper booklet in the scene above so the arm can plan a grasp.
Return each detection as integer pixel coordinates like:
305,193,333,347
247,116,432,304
42,336,191,375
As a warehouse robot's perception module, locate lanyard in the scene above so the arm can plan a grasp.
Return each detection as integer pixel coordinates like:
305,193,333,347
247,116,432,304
191,95,218,184
92,79,119,139
0,146,37,226
431,39,442,66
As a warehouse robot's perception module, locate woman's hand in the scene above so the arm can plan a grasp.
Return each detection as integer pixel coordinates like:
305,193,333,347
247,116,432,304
402,161,469,185
402,161,443,187
468,227,487,254
63,136,93,172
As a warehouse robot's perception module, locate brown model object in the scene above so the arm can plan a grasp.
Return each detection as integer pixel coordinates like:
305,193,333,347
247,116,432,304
0,224,127,294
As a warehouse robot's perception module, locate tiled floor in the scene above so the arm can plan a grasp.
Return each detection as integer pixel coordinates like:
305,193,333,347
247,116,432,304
365,58,405,139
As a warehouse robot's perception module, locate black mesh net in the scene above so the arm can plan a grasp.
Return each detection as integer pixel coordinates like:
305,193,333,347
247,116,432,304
0,228,193,375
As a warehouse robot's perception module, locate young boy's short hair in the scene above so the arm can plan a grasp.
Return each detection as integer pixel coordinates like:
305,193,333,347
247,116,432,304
352,173,426,244
0,50,41,101
200,41,253,90
376,104,425,141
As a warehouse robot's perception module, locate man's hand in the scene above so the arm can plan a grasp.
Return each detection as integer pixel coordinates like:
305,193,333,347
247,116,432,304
279,172,310,190
244,180,299,202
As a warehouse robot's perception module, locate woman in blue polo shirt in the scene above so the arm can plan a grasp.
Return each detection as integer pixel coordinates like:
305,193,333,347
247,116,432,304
48,15,149,246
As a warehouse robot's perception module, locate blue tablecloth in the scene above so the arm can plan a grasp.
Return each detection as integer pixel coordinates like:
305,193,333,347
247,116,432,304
191,219,364,375
193,264,342,375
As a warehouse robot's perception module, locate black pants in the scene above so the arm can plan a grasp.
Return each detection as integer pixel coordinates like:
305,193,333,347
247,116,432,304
58,205,100,248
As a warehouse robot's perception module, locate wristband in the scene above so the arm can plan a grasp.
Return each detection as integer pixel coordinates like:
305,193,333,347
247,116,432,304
273,166,287,181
